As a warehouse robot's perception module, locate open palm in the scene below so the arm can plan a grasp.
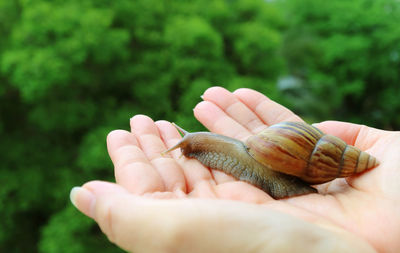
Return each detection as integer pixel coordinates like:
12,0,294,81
187,87,400,252
76,87,399,253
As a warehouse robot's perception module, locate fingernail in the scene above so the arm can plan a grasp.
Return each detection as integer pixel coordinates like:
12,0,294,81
70,186,96,219
70,187,80,207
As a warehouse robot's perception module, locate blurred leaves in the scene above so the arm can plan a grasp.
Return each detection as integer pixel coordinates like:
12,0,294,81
233,22,283,78
281,0,400,128
0,0,399,252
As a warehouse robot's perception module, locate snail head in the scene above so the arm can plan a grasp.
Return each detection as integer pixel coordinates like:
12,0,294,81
161,123,192,156
161,123,222,157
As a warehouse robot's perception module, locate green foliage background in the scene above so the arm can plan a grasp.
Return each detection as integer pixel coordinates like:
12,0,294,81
0,0,399,252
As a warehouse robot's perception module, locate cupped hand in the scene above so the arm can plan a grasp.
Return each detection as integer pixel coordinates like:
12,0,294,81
70,87,399,253
194,87,400,253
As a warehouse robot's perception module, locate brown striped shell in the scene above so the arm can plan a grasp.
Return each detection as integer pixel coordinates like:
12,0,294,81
246,122,378,184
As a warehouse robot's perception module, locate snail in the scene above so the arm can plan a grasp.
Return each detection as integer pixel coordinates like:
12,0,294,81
162,121,379,199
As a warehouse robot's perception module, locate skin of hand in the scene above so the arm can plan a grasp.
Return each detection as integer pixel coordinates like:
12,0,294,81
70,87,400,253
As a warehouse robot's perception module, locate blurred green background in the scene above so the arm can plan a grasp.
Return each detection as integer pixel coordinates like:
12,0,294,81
1,0,399,252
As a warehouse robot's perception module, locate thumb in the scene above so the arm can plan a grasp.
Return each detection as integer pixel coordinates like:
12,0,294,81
70,181,376,253
70,181,185,252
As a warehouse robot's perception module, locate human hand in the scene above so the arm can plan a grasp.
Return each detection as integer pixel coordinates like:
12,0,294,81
193,87,400,253
70,87,399,252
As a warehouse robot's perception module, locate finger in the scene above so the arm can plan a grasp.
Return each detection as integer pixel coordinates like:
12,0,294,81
313,121,383,150
313,121,388,194
154,120,187,192
131,115,188,192
107,130,143,169
130,114,164,160
201,86,267,134
107,129,164,194
194,100,252,141
233,88,302,125
157,120,214,192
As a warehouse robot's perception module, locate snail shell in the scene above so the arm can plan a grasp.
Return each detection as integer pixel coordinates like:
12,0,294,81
246,122,378,184
163,122,379,199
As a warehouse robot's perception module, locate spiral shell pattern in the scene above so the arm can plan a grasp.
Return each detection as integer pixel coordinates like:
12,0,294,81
246,122,378,184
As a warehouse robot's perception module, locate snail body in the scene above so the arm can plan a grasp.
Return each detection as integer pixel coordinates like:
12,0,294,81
163,122,379,199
